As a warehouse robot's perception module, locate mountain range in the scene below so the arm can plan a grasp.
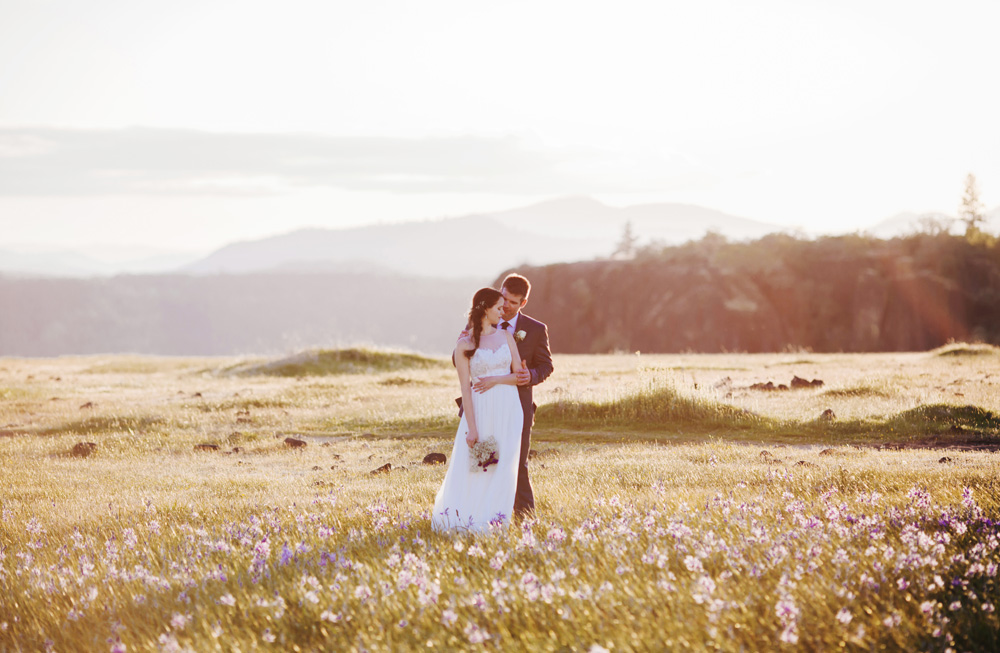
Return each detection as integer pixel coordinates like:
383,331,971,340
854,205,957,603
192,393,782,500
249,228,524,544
3,197,998,279
0,246,205,278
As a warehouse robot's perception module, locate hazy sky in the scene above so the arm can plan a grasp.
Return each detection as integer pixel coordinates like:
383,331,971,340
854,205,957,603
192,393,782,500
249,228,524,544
1,0,997,252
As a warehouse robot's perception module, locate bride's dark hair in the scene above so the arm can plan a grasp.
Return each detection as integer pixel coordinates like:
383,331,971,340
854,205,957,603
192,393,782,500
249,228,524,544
464,287,504,359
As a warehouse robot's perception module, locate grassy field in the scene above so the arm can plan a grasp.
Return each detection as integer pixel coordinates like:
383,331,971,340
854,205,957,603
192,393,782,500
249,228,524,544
1,346,999,651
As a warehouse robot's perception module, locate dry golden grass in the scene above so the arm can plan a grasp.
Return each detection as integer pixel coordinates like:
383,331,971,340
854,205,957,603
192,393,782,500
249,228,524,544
4,348,999,446
1,349,999,651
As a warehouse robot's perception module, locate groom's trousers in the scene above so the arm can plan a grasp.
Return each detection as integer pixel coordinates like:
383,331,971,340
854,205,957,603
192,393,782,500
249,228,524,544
513,391,536,518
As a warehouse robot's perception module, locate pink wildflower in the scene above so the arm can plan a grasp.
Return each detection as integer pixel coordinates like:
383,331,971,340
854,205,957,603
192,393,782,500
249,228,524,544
464,622,490,644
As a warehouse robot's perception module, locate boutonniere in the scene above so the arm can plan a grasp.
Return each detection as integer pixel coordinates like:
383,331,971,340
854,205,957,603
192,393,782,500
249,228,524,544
515,330,527,342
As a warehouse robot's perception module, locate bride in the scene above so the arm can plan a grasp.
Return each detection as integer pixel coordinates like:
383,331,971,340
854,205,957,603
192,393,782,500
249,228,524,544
432,288,525,533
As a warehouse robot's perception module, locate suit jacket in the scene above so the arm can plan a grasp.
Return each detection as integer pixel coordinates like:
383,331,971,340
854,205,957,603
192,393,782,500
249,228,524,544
509,312,554,407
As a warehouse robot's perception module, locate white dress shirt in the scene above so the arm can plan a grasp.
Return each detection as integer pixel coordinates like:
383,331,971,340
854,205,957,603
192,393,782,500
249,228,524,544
498,313,520,333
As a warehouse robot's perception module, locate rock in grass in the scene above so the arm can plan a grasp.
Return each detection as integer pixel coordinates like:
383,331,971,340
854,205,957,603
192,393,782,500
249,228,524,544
71,442,97,458
791,376,825,389
422,453,447,465
284,437,307,449
819,408,836,421
939,456,953,464
194,443,219,452
819,448,836,456
759,450,774,459
795,460,818,468
370,463,392,475
79,401,95,409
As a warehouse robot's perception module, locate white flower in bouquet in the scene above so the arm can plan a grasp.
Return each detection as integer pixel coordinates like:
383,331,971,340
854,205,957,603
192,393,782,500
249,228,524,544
469,436,499,472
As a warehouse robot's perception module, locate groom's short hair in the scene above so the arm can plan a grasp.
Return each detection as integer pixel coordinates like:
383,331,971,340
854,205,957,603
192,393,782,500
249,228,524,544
501,273,530,299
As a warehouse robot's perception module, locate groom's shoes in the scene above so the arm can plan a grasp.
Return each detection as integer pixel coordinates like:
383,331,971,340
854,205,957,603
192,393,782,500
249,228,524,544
512,507,536,527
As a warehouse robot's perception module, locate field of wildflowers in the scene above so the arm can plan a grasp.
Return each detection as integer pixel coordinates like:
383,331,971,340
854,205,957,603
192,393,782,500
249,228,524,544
1,350,999,651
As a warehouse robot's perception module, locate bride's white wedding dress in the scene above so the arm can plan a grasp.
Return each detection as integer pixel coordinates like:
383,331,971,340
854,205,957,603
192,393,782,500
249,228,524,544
432,331,524,533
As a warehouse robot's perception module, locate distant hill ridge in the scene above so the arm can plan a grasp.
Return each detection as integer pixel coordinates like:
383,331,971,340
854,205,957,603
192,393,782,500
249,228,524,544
183,197,786,278
5,197,999,279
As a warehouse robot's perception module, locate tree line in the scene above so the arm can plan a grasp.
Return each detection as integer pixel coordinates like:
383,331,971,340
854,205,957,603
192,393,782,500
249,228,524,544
511,231,1000,353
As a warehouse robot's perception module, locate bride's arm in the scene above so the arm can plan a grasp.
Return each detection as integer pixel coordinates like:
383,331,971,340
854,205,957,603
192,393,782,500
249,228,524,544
508,331,524,374
455,342,479,446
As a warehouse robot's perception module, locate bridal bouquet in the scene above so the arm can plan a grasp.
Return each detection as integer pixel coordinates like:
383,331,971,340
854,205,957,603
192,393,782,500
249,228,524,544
468,436,499,472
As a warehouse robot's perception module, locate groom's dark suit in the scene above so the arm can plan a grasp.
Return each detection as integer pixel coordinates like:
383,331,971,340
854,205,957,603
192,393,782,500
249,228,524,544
506,312,553,517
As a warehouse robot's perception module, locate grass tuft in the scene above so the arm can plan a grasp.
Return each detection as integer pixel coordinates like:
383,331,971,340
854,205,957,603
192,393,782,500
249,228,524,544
932,342,1000,357
886,403,1000,434
39,415,168,436
822,384,893,399
538,381,768,433
227,348,448,377
188,397,293,412
379,376,435,387
0,386,35,401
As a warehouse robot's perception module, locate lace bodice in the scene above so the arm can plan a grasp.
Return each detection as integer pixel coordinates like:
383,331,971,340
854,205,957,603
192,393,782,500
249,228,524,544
469,331,512,380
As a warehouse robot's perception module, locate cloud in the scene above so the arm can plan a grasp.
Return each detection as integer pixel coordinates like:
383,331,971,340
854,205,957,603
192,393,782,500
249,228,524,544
0,127,705,197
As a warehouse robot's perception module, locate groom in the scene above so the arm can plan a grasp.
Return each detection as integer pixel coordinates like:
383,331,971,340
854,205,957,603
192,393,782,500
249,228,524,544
471,273,553,519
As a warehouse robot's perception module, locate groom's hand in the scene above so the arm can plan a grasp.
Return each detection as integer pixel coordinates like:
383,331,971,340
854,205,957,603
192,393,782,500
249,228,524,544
516,361,531,386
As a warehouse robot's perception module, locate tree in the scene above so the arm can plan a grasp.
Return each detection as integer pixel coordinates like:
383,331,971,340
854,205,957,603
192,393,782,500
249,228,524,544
613,221,638,259
914,214,954,237
958,173,986,239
